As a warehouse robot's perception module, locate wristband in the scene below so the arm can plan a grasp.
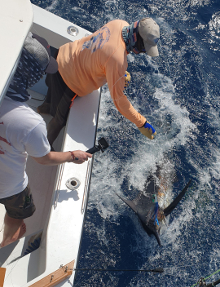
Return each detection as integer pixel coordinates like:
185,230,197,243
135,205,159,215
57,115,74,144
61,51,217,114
69,151,75,161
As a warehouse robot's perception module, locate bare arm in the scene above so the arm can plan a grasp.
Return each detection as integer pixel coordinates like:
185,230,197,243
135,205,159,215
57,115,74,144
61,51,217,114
32,150,92,165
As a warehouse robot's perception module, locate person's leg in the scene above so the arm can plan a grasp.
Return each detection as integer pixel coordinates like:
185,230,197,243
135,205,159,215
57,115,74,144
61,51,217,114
0,185,35,248
46,72,77,147
37,102,51,115
0,214,26,247
47,117,65,148
37,73,55,114
46,89,74,147
37,49,59,115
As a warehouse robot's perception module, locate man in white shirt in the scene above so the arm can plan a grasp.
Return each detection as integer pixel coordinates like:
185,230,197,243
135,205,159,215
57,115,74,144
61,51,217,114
0,32,92,247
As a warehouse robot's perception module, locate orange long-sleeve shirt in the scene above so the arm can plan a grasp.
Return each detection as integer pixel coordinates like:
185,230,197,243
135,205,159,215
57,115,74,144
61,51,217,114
57,19,146,127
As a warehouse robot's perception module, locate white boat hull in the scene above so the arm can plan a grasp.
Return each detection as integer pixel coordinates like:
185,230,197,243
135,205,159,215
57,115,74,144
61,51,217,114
0,2,101,286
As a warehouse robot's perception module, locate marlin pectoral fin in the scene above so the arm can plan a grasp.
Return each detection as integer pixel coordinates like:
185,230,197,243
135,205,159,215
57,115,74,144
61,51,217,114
163,179,192,217
115,193,138,213
116,191,162,245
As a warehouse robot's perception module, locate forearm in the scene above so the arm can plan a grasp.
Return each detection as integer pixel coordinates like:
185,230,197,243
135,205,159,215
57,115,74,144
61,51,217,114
113,96,146,127
110,84,146,127
36,151,72,165
32,150,92,166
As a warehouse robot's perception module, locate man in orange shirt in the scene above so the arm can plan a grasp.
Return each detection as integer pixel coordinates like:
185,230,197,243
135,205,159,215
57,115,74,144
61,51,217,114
38,18,160,147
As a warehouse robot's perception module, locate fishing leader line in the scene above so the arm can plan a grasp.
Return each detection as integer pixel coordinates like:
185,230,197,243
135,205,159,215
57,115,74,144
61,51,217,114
74,267,164,273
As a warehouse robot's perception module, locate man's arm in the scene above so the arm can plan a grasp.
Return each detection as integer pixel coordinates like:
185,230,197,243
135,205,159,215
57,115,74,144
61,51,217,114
106,59,156,139
32,150,92,165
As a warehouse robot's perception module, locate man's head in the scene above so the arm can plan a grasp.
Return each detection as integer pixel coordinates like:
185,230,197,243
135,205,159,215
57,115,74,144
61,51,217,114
122,18,160,56
6,32,58,102
24,32,58,74
138,18,160,56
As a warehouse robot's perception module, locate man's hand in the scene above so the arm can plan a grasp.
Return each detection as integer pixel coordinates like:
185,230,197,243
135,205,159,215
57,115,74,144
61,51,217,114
70,150,92,164
138,121,157,140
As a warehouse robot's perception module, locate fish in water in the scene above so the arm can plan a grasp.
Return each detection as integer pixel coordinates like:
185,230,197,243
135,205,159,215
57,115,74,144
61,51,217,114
116,167,192,246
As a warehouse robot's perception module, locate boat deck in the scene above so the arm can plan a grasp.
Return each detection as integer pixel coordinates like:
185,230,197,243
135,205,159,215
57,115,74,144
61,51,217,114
0,83,61,264
0,77,100,286
0,3,101,285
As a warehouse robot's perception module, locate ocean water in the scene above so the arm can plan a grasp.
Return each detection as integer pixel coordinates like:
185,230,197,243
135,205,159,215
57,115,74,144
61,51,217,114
31,1,220,286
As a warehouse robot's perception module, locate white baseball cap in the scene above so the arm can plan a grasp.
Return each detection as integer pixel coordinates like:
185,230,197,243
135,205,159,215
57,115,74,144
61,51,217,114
138,18,160,57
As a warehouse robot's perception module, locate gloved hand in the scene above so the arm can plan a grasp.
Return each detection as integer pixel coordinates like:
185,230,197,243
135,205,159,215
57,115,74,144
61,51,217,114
138,121,157,140
124,71,131,89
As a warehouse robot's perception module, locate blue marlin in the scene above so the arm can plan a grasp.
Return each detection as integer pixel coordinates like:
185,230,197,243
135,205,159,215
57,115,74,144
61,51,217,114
117,169,192,246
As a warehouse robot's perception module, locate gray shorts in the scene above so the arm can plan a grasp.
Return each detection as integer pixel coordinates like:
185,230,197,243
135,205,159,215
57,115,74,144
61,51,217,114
0,185,36,219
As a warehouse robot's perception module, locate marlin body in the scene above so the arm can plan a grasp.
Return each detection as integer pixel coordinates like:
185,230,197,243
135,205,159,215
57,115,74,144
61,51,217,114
117,167,192,246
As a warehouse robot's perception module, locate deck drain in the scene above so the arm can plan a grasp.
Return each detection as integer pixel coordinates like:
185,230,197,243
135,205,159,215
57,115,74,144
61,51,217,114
67,26,79,36
66,177,81,190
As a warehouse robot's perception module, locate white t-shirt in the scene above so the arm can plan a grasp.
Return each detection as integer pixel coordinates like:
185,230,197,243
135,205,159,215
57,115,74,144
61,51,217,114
0,98,50,198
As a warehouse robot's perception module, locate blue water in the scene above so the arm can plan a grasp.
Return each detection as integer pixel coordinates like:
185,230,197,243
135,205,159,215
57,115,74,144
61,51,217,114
31,1,220,286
